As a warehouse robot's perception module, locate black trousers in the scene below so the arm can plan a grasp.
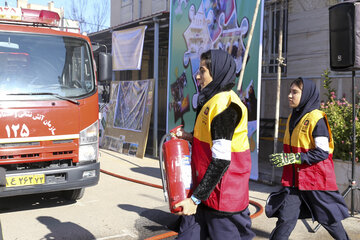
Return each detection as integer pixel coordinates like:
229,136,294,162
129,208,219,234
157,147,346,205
269,188,349,240
177,206,255,240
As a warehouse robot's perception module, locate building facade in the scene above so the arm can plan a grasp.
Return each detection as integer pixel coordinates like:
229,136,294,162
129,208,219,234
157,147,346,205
261,0,349,121
94,0,355,180
111,0,169,26
107,0,353,125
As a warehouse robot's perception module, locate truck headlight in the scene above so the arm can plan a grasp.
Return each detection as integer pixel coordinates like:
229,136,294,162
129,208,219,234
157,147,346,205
79,121,98,162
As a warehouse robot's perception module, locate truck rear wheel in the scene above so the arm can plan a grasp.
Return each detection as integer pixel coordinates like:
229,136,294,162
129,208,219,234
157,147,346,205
62,188,85,201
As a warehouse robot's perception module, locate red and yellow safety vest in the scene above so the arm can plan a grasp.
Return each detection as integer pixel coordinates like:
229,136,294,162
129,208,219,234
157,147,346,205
191,90,251,212
282,109,338,190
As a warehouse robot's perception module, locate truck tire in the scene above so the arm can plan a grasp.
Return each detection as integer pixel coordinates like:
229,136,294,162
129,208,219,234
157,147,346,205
62,188,85,201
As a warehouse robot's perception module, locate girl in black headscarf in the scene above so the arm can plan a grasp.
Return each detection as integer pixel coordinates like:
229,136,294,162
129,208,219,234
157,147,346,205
266,78,349,240
174,49,255,240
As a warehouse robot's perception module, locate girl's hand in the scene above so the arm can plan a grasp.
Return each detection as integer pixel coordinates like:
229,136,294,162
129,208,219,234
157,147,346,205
173,198,198,216
176,128,193,142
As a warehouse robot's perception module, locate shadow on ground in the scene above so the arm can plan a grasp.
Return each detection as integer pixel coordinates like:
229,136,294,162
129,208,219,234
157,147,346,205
0,192,75,213
37,216,95,240
118,204,180,239
131,166,162,179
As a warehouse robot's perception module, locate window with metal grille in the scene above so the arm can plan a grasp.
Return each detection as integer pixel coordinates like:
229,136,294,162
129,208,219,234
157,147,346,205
262,0,288,75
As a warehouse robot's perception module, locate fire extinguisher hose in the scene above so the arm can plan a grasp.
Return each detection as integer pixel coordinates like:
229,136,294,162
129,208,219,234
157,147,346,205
158,133,170,202
100,167,264,240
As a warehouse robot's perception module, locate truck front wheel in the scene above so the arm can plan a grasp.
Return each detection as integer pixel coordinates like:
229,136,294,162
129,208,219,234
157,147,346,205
62,188,85,201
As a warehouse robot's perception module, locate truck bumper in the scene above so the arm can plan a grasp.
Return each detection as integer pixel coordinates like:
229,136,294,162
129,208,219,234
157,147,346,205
0,162,100,197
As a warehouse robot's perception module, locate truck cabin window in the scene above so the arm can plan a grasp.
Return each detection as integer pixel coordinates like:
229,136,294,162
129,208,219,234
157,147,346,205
0,33,95,100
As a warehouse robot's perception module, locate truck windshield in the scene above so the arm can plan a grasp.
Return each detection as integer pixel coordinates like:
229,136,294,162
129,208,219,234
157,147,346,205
0,32,95,101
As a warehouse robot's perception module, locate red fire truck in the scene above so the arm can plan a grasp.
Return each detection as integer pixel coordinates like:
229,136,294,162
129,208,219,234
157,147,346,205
0,7,106,200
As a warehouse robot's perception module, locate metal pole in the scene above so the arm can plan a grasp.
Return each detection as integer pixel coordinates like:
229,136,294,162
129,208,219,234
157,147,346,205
237,0,261,91
351,70,356,216
271,0,285,184
153,18,159,157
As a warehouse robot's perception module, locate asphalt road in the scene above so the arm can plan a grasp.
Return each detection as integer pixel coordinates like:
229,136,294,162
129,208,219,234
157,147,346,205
0,150,179,240
0,149,359,240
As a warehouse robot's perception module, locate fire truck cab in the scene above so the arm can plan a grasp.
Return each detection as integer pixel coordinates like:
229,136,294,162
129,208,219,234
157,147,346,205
0,7,103,200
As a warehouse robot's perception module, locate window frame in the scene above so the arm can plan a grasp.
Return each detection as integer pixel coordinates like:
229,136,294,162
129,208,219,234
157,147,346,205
262,0,288,76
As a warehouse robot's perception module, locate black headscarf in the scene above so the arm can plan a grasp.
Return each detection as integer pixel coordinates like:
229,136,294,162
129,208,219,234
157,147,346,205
197,49,236,113
289,78,320,134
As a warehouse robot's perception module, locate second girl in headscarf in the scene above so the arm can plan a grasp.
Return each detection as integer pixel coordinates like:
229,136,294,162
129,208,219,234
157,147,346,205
266,77,349,240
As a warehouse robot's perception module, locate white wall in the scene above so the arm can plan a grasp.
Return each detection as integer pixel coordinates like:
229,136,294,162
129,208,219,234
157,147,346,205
111,0,169,27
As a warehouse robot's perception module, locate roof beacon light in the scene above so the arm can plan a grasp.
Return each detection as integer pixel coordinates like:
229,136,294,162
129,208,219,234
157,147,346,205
0,6,60,26
0,6,21,20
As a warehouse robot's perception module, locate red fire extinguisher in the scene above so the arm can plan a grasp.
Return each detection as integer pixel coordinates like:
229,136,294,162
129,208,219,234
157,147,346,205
159,125,192,213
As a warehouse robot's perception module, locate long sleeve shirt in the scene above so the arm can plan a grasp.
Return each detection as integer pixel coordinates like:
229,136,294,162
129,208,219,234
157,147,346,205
192,102,242,201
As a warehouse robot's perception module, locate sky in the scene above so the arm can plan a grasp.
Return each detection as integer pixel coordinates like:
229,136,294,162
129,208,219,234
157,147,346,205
5,0,110,32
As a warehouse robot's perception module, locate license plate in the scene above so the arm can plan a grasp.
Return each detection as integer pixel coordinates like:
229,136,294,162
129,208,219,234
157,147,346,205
6,174,45,187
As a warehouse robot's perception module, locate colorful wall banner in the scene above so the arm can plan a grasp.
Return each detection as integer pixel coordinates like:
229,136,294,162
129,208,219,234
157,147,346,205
112,26,147,70
167,0,264,180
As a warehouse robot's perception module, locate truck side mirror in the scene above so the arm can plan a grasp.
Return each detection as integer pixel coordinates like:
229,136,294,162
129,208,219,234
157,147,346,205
98,52,112,82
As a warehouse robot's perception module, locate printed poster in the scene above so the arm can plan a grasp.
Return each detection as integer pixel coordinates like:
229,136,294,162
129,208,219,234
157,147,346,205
102,79,154,158
112,26,147,70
